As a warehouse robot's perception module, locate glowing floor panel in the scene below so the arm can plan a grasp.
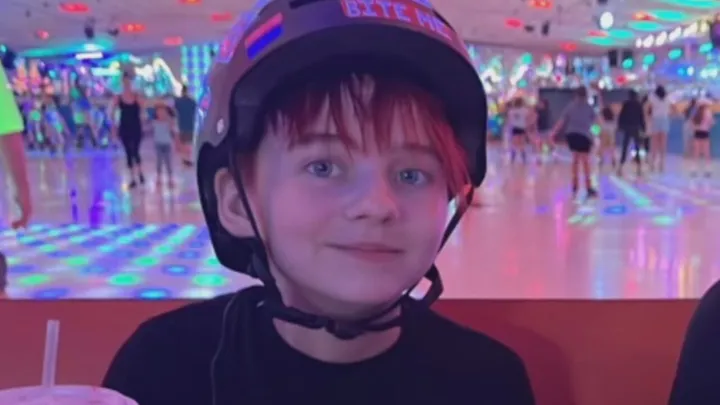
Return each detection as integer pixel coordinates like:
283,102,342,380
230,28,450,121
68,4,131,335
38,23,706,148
4,145,720,300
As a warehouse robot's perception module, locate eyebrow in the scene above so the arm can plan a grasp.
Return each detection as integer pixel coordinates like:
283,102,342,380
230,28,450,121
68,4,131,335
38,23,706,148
295,132,439,157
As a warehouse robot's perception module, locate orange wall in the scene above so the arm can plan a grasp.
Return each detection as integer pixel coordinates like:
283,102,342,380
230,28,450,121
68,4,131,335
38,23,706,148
0,299,697,405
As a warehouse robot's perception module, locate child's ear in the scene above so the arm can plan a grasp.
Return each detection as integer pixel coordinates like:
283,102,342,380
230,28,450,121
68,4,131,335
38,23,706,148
214,168,255,237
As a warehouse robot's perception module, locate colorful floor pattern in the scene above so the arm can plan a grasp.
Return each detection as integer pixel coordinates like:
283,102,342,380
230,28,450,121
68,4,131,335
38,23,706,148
5,146,720,299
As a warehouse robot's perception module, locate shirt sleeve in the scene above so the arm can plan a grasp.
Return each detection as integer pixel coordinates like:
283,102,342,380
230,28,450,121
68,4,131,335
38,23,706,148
0,68,24,136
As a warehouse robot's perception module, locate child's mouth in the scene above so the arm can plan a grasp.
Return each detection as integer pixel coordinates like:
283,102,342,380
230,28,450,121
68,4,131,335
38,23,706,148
326,243,403,262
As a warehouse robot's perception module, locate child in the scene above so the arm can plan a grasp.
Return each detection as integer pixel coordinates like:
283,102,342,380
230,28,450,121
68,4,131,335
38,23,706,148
103,1,535,404
598,106,617,169
691,101,715,177
0,252,7,299
151,103,176,187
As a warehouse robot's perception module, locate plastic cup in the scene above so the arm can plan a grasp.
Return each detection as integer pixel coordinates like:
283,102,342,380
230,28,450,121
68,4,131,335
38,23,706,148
0,385,138,405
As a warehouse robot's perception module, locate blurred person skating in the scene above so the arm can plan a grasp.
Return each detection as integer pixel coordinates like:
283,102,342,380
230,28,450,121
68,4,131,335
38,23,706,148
0,65,33,298
647,85,671,171
0,252,7,299
690,101,715,177
506,97,531,164
111,73,146,188
617,90,646,177
684,98,699,157
533,98,553,163
151,102,177,188
0,66,31,228
551,86,598,198
174,85,197,167
598,106,617,169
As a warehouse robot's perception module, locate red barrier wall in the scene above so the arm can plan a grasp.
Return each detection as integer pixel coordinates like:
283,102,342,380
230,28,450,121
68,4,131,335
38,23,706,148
0,299,697,405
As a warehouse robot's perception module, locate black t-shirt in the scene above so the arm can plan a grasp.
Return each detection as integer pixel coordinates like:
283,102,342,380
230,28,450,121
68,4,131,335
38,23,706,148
103,287,535,405
669,279,720,405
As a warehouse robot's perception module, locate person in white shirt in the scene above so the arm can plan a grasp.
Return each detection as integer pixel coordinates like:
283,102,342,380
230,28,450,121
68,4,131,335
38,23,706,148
506,97,531,163
691,100,715,177
647,85,672,171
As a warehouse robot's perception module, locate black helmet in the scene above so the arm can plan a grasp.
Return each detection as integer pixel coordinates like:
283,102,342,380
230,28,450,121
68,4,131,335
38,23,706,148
195,0,487,339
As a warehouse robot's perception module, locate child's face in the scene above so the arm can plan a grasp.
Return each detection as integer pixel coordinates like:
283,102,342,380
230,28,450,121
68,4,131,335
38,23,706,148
157,107,168,119
217,78,455,316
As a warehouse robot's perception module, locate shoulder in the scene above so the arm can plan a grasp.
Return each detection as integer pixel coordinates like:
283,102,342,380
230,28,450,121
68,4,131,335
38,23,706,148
410,310,535,403
117,289,241,347
670,279,720,404
102,288,260,404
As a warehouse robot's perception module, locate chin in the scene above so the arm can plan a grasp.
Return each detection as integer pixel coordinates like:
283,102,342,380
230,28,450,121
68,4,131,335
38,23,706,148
311,275,413,313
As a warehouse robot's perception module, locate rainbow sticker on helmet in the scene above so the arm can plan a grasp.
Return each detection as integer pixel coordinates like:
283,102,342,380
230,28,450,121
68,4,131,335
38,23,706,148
410,0,434,9
216,18,250,64
340,0,453,43
244,13,284,60
215,0,274,64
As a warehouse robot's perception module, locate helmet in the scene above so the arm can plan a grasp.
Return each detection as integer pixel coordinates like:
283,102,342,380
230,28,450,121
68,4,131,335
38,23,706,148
195,0,487,338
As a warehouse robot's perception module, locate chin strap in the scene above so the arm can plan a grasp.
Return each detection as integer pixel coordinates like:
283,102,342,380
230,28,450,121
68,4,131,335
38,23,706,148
230,149,473,339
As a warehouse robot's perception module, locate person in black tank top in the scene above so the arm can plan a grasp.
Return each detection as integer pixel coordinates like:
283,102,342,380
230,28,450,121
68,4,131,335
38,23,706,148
114,74,145,188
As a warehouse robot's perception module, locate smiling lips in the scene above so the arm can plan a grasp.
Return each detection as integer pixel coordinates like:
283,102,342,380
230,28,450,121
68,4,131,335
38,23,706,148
327,243,403,262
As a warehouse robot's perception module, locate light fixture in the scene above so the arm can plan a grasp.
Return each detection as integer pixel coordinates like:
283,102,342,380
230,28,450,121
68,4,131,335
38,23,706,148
529,0,552,9
541,20,551,36
505,18,523,28
561,42,577,52
633,12,653,21
121,23,146,33
211,12,234,22
59,2,89,13
599,11,614,30
164,36,184,46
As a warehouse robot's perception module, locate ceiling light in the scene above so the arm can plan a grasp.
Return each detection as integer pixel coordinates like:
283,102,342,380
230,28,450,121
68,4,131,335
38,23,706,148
164,36,184,46
59,2,89,13
529,0,552,9
505,18,523,28
598,11,614,30
121,23,146,33
211,12,234,22
561,42,577,52
633,12,653,21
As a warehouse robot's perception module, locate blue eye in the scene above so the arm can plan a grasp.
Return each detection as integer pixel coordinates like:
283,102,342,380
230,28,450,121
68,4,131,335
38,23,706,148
398,169,428,185
306,160,339,178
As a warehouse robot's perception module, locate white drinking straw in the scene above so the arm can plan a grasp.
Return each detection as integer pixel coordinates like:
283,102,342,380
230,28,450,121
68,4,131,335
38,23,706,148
41,320,60,388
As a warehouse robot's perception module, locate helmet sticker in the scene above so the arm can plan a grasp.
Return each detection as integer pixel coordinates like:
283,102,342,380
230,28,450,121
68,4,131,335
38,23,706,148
244,13,284,60
215,0,274,64
216,19,250,64
340,0,453,43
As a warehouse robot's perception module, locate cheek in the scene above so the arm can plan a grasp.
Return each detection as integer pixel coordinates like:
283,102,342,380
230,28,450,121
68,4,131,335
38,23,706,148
260,180,333,252
399,192,449,252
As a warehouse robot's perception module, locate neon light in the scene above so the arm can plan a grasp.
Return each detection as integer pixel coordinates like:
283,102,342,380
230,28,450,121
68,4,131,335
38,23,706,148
75,52,104,60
